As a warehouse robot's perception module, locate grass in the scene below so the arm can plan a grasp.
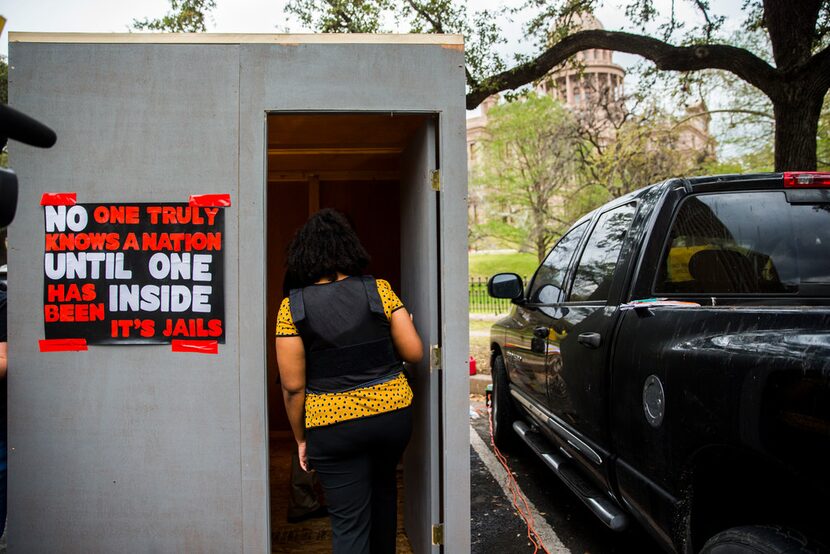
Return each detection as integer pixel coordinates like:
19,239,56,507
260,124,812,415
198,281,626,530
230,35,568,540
469,318,497,333
468,251,538,280
467,253,530,374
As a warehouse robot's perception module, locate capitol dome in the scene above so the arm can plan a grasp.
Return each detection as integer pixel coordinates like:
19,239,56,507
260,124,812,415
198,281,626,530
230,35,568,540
537,14,625,109
570,12,604,31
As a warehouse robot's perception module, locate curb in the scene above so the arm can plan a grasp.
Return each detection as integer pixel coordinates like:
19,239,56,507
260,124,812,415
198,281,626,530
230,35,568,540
470,373,492,396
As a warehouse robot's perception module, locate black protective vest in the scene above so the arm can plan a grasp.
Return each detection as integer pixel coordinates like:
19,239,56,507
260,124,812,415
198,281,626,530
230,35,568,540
289,275,403,394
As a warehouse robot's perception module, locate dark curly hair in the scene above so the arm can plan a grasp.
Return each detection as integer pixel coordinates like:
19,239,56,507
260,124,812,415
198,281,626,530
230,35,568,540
285,208,370,288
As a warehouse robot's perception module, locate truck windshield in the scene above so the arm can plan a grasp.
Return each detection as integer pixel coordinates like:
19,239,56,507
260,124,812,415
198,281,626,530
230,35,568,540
656,191,830,296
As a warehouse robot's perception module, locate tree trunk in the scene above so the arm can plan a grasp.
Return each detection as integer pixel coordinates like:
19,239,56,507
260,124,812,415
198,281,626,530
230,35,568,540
535,232,546,263
773,89,823,171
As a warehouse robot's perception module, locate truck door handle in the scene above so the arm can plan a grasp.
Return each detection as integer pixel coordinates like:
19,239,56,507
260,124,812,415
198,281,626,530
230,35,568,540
578,332,601,349
533,326,550,338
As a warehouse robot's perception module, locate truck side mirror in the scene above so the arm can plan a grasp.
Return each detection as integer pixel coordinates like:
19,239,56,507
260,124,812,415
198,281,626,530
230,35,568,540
487,273,524,300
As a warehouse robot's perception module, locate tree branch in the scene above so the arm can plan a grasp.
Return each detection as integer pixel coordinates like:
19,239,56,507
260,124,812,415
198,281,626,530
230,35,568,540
466,29,780,109
692,0,716,41
800,45,830,93
324,0,361,33
670,108,774,131
465,66,479,89
763,0,822,70
403,0,444,33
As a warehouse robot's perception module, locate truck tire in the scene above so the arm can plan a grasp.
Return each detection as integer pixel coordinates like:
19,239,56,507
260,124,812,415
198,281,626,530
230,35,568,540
491,354,515,450
700,525,821,554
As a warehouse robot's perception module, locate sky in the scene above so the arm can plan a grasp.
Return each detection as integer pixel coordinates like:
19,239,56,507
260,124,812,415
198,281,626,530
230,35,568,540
0,0,753,153
0,0,293,55
0,0,747,59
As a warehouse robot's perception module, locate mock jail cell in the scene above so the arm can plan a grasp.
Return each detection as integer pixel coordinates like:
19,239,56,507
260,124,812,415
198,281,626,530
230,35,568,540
8,33,469,553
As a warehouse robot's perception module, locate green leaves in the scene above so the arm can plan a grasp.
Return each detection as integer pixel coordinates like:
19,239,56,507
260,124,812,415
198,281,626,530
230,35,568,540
284,0,393,33
284,0,506,87
0,56,7,105
818,93,830,170
472,94,580,259
132,0,217,33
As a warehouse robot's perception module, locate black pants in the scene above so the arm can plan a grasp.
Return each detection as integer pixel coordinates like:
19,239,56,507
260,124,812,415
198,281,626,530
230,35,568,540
307,406,412,554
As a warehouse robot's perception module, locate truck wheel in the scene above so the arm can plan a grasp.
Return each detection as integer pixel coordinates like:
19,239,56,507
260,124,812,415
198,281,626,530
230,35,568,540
491,354,515,450
700,525,821,554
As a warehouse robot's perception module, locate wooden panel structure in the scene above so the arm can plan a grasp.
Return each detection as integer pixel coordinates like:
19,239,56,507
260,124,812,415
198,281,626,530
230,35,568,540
266,113,430,181
266,114,425,435
10,34,468,553
10,32,463,46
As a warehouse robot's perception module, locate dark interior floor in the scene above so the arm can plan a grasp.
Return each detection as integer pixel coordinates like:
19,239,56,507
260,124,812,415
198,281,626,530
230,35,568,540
269,434,413,553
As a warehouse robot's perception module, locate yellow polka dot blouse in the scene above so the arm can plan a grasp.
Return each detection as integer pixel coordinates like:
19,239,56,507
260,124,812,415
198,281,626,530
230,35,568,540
276,278,412,428
304,372,413,428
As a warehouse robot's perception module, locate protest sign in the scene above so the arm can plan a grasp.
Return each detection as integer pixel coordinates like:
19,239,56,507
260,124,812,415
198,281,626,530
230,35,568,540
43,203,225,344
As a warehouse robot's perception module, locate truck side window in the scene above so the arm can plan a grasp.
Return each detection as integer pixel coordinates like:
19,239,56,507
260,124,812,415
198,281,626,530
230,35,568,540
570,203,637,302
654,191,830,295
527,222,588,304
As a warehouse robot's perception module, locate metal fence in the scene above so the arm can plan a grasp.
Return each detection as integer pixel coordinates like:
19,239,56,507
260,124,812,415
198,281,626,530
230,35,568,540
469,276,527,314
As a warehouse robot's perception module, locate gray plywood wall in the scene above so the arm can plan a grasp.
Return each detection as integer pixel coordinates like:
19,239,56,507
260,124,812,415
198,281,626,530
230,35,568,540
8,35,469,553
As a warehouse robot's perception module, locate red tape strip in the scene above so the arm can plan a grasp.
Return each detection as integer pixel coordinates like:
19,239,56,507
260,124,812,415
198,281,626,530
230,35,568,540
171,340,219,354
39,338,88,352
189,194,231,207
40,193,77,206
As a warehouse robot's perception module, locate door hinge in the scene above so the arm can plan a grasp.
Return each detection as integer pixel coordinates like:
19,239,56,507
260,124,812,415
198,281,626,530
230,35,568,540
431,169,441,191
431,523,444,545
430,345,442,372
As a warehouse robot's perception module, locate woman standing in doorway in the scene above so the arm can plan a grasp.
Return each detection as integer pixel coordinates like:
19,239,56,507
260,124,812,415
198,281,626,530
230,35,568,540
275,208,423,554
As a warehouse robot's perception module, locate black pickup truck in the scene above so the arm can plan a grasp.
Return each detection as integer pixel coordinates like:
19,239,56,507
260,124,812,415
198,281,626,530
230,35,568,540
487,173,830,553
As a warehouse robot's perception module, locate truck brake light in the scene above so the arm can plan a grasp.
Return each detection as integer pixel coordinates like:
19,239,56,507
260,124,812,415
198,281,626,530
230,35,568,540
783,172,830,188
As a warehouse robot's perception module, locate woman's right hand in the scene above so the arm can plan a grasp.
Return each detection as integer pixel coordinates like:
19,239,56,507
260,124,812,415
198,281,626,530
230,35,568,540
298,440,309,472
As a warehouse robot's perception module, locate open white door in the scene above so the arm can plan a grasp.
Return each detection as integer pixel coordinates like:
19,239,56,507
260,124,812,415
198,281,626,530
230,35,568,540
400,117,443,554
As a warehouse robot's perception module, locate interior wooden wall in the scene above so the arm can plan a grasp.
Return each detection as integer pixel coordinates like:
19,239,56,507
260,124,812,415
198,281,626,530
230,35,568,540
266,181,308,431
266,180,401,431
266,113,425,432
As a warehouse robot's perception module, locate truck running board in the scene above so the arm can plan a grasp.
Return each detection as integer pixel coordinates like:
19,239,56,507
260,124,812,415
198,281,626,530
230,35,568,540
512,420,629,532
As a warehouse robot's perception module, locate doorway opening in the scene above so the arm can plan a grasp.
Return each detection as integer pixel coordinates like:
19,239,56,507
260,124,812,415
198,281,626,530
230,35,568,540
265,112,437,553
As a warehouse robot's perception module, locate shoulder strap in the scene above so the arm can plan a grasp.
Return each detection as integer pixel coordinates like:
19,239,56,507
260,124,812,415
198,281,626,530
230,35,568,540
360,276,385,317
288,288,305,324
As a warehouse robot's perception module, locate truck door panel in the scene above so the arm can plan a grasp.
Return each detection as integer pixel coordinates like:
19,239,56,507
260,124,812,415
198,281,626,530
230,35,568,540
546,203,637,486
502,306,554,407
506,222,589,407
613,188,830,545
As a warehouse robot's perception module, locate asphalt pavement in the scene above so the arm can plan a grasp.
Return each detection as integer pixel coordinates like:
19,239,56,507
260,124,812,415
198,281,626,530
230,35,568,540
469,399,663,554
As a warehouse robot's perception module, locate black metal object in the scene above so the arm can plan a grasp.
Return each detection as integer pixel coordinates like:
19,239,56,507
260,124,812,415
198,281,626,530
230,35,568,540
488,174,830,552
469,275,528,314
0,103,57,228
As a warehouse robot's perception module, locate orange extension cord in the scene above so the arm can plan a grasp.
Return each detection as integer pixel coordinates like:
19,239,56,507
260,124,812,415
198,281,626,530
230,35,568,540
487,403,552,554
